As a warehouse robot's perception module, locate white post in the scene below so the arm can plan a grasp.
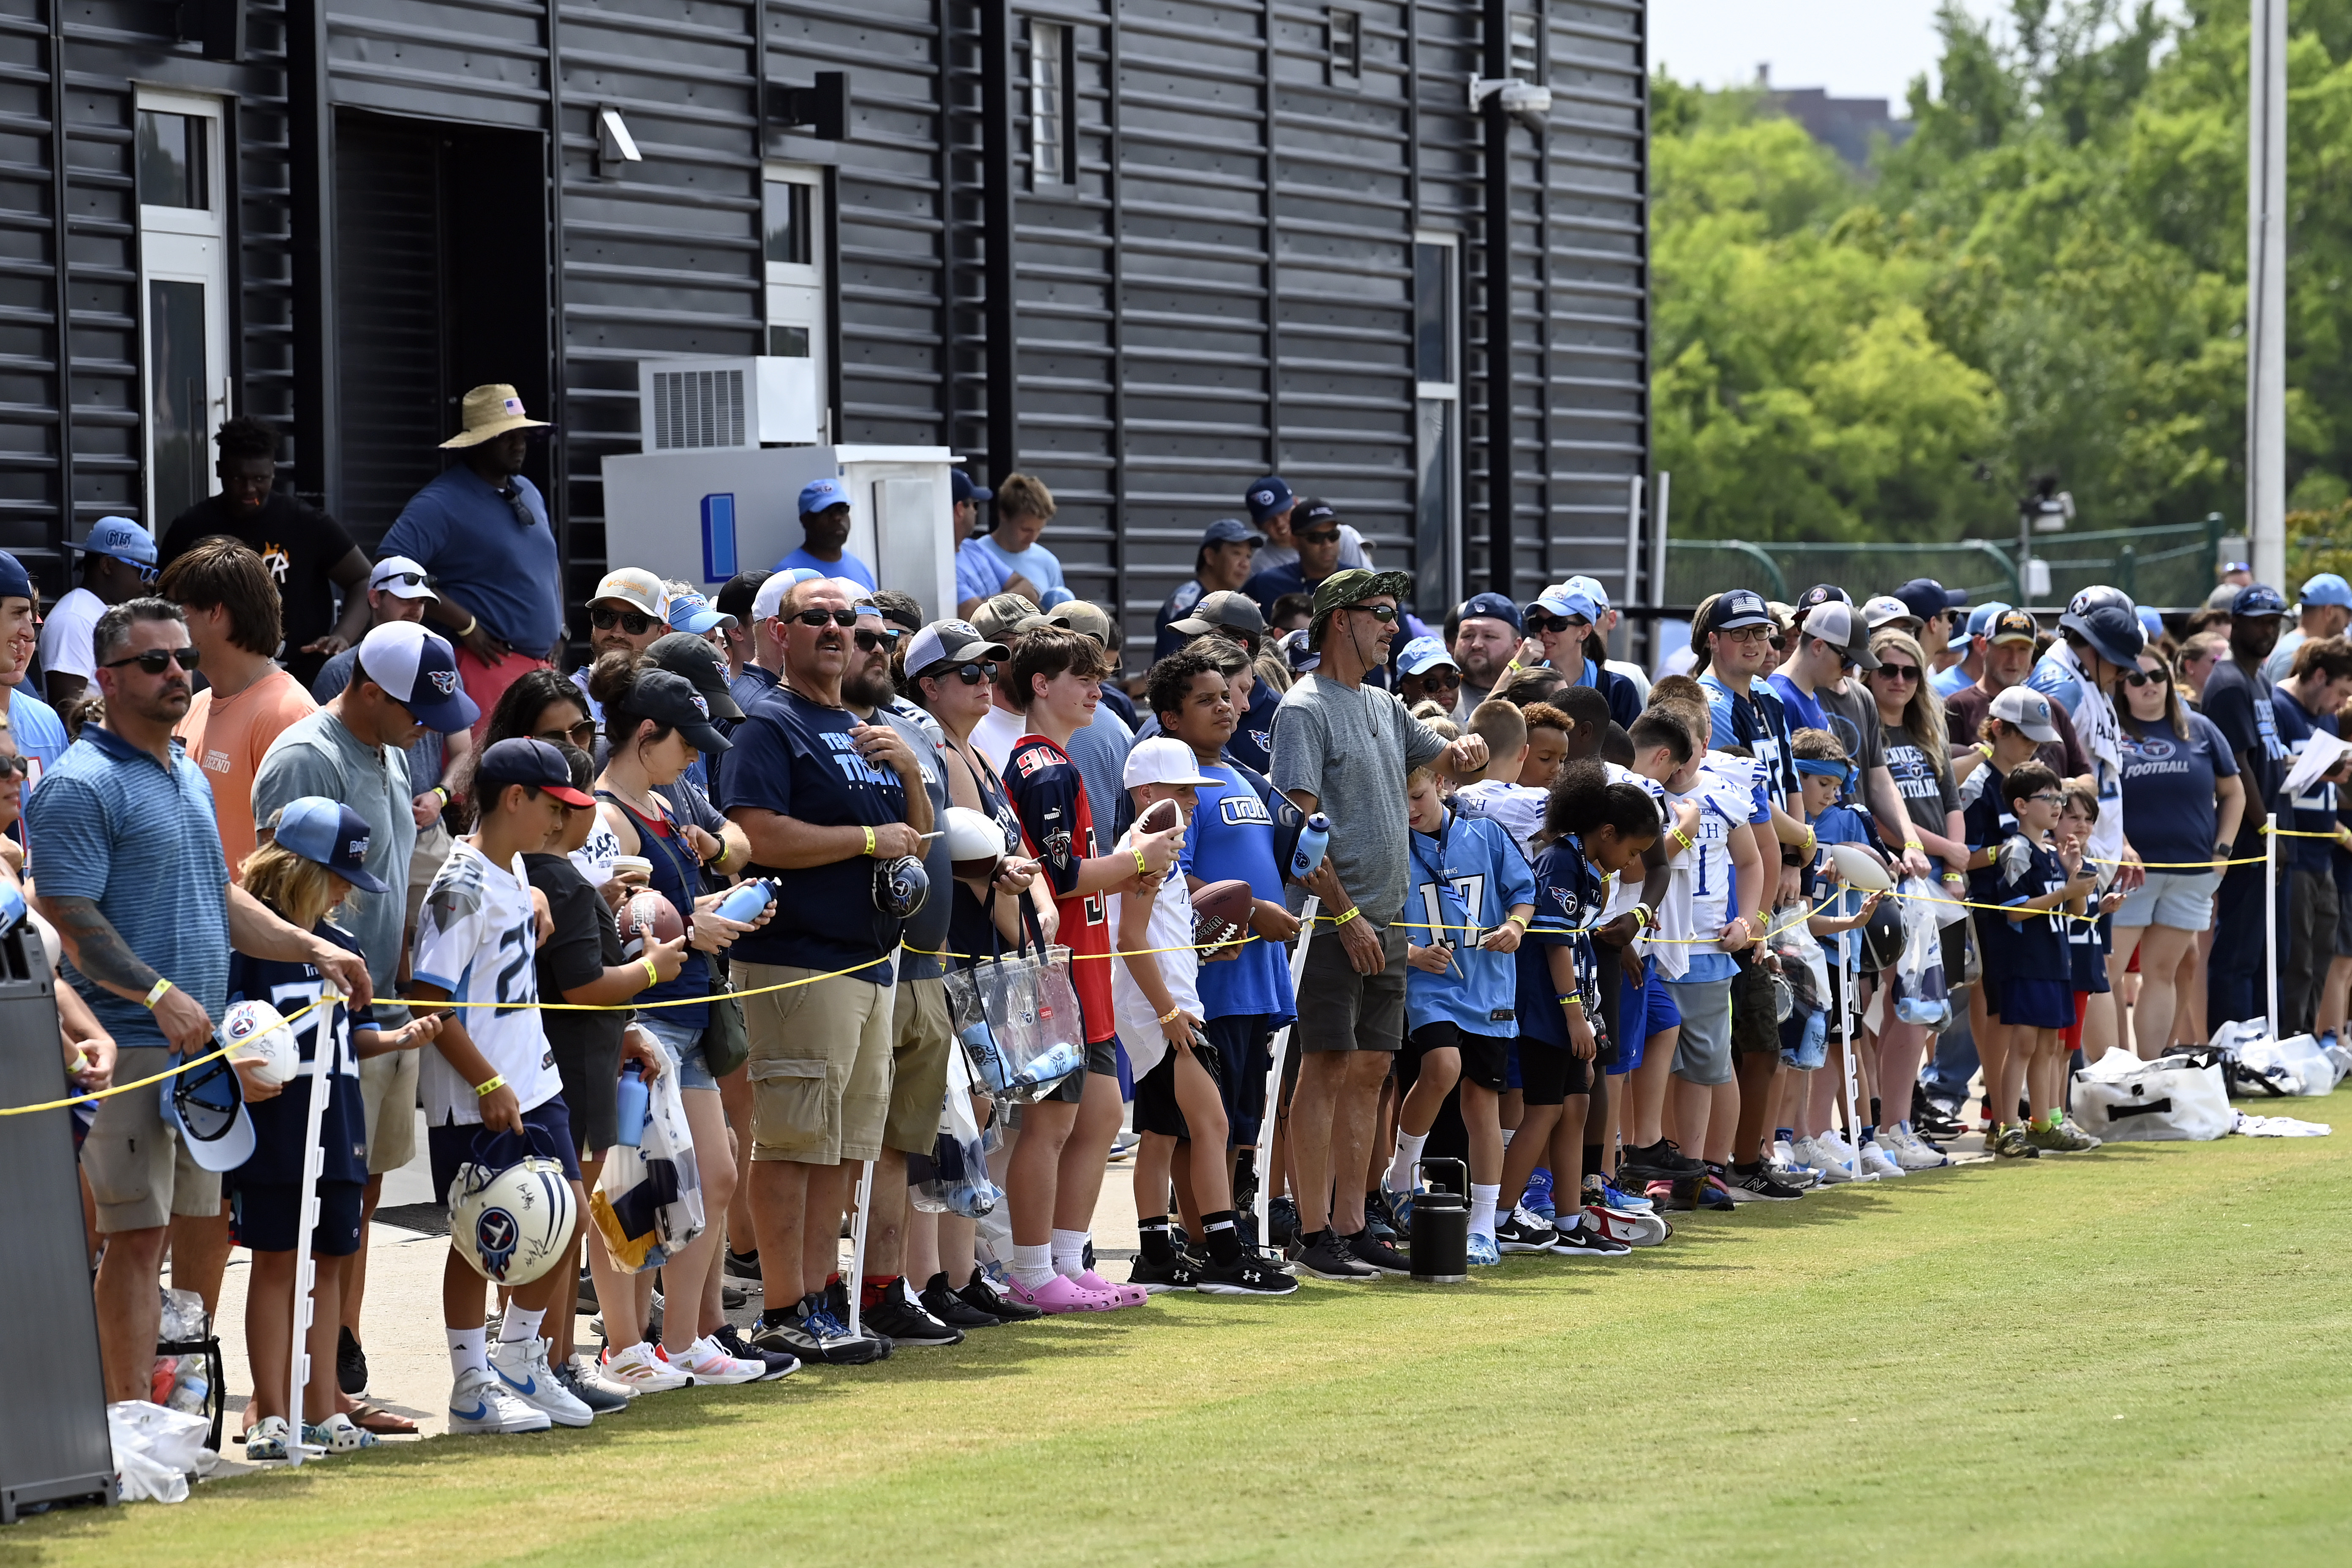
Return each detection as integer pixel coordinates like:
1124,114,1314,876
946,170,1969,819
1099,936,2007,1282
2265,810,2281,1034
1840,928,1863,1177
284,1010,335,1465
1648,470,1671,669
846,1159,874,1338
1620,474,1644,659
2249,0,2289,588
1254,894,1319,1248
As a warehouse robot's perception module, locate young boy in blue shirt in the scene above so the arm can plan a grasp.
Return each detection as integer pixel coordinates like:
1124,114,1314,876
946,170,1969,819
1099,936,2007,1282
1991,762,2099,1159
1785,729,1886,1181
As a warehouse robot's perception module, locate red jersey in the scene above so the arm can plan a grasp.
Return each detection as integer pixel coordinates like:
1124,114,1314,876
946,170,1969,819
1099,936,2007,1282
1005,732,1114,1045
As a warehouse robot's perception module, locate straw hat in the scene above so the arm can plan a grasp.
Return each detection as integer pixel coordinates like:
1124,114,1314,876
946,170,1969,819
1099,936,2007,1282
439,384,550,449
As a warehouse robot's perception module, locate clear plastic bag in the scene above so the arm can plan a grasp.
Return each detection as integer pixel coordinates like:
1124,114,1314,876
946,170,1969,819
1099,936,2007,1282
109,1399,211,1504
589,1040,705,1271
914,1045,1000,1217
1891,880,1951,1026
944,898,1088,1101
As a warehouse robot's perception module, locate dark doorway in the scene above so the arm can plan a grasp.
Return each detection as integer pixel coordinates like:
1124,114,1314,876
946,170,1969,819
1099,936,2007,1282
332,112,551,546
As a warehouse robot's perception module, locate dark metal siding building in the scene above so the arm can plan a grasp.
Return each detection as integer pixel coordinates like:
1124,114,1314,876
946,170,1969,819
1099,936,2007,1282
2,0,1649,656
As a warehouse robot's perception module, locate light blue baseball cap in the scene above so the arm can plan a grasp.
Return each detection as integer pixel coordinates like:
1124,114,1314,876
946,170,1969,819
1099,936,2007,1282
68,516,158,576
798,476,851,516
2300,572,2352,610
663,588,735,635
1964,601,2012,638
1560,575,1612,614
1396,635,1458,676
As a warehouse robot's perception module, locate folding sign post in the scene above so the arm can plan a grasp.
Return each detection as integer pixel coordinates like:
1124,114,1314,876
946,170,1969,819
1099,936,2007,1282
847,1158,875,1339
1254,895,1319,1249
285,1014,335,1466
2265,811,2280,1034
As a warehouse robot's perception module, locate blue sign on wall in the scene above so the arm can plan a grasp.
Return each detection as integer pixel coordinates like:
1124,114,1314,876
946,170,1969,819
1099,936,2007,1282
701,493,738,583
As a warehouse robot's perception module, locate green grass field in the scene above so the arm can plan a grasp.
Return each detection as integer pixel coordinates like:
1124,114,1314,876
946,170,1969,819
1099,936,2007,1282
12,1098,2352,1567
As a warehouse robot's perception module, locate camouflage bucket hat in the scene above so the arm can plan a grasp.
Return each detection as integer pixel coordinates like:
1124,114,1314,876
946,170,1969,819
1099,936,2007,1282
1308,568,1414,650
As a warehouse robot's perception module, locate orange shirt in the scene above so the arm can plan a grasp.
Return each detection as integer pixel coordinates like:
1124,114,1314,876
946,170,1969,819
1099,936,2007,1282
174,667,318,880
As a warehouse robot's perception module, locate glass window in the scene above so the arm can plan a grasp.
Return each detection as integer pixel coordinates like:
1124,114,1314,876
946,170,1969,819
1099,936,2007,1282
1031,21,1068,186
1416,400,1456,617
137,111,207,211
1415,243,1453,386
150,279,209,523
768,324,811,357
1328,10,1361,87
764,179,811,267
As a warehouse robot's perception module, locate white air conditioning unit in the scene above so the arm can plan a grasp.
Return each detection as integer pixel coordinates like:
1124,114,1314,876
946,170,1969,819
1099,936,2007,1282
636,356,819,450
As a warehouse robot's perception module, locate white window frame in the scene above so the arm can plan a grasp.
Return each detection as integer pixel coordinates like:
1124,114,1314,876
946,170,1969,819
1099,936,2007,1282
1029,19,1071,188
763,162,831,443
136,87,232,527
1413,231,1463,611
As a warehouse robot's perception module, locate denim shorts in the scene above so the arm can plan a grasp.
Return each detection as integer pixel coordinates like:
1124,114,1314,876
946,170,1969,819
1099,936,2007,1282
637,1011,718,1092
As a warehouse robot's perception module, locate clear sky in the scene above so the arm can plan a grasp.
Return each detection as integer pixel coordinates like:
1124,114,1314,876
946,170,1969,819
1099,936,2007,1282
1649,1,2014,109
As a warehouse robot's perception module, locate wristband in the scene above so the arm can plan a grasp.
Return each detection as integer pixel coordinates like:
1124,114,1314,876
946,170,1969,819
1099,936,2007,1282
1330,906,1361,927
1802,825,1817,855
1903,838,1924,853
142,977,173,1010
456,614,478,638
641,958,660,990
474,1074,506,1098
862,824,876,858
1556,995,1576,1005
710,839,730,871
431,785,449,803
1670,826,1693,852
1134,846,1149,878
1631,902,1654,931
1157,1004,1182,1025
1976,742,1993,760
1501,914,1525,932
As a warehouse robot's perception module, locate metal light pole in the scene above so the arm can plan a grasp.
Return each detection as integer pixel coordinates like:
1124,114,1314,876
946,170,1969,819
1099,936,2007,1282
2249,0,2289,589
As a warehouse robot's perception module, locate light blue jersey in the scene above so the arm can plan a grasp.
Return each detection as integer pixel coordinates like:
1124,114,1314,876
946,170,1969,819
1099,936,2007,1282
1404,806,1535,1036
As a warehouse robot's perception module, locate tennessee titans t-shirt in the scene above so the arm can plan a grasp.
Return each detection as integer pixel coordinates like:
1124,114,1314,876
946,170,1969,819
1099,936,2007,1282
2117,715,2235,871
1701,674,1797,812
1181,760,1294,1024
720,685,910,983
2272,691,2339,875
227,922,376,1187
1516,838,1604,1050
1405,808,1535,1037
1228,681,1277,775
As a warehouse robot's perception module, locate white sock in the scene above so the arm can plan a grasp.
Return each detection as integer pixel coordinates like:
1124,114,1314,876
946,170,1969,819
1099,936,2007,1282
1501,1127,1516,1149
1012,1242,1056,1289
1388,1130,1430,1193
1050,1228,1089,1279
498,1305,546,1346
446,1326,488,1380
1470,1183,1500,1240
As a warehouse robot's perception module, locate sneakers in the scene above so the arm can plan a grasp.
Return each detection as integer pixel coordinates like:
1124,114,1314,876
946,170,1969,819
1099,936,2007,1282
1126,1252,1203,1294
2026,1119,2101,1153
1582,1173,1656,1214
304,1413,378,1453
1006,1272,1119,1313
1548,1219,1634,1258
1494,1206,1559,1253
1343,1228,1411,1277
336,1326,368,1397
601,1340,691,1392
661,1335,769,1386
1726,1165,1805,1202
863,1277,967,1345
551,1356,629,1414
1522,1167,1557,1223
802,1289,892,1360
1992,1125,2041,1159
955,1266,1042,1323
1886,1124,1951,1169
710,1322,800,1379
1361,1189,1400,1244
489,1336,593,1427
1072,1268,1152,1307
1386,1186,1420,1233
448,1365,553,1435
2057,1116,2104,1151
1769,1139,1822,1186
1857,1141,1906,1180
1267,1194,1301,1247
918,1271,1004,1329
1618,1137,1707,1182
244,1414,292,1460
569,1351,641,1400
722,1247,763,1285
1196,1251,1301,1295
1466,1231,1503,1266
1292,1228,1379,1281
1583,1202,1672,1247
1793,1135,1856,1183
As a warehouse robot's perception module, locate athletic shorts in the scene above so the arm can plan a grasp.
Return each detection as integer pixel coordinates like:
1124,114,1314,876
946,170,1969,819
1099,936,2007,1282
1613,964,1676,1076
1293,920,1408,1053
1041,1037,1120,1105
1201,1014,1273,1145
2115,869,2221,933
426,1096,583,1206
2337,863,2352,956
885,976,953,1156
358,1048,420,1175
738,961,894,1164
1730,950,1780,1056
1995,977,2074,1031
1402,1020,1508,1094
230,1178,365,1257
79,1045,222,1234
547,1026,624,1157
1665,977,1734,1086
1512,1036,1593,1106
1132,1037,1224,1140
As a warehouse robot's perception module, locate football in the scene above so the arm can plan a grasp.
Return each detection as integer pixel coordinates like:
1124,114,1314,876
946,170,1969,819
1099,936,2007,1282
616,890,685,957
1190,878,1256,953
1137,797,1181,837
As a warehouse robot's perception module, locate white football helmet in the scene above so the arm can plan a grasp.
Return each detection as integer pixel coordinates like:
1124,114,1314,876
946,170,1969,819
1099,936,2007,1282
222,999,299,1086
449,1134,577,1285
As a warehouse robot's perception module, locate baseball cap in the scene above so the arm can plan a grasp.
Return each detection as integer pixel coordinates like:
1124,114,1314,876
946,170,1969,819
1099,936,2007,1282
906,619,1010,679
1046,600,1116,650
0,550,31,604
272,796,390,895
609,667,732,755
1279,627,1320,672
476,738,597,808
1561,575,1612,614
1703,589,1774,634
1456,591,1522,634
1122,736,1220,790
591,567,667,620
751,567,827,622
1893,577,1968,625
1990,685,2062,744
2301,572,2352,610
714,569,771,626
1396,635,1459,676
1798,601,1880,670
1291,499,1342,536
1199,517,1260,549
354,620,479,732
1169,588,1267,640
1796,583,1851,611
972,592,1050,645
646,631,746,721
798,476,851,515
368,555,436,601
1526,584,1601,623
2231,583,2289,618
2136,605,2166,643
661,585,735,636
161,1051,254,1174
68,516,158,574
950,469,991,505
2205,582,2242,611
1245,475,1295,524
1963,601,2013,639
1989,608,2039,645
1862,594,1919,631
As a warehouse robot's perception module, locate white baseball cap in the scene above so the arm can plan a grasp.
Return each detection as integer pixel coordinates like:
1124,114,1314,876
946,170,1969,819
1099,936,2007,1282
368,555,436,601
751,566,827,622
1122,736,1220,790
592,567,667,620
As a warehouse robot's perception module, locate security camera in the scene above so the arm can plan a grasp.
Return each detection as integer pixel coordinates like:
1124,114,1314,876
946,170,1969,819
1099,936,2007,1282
1468,76,1552,136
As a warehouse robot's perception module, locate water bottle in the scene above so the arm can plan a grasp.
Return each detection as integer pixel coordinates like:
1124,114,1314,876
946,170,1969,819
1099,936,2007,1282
1290,812,1331,879
613,1062,649,1147
960,1018,1010,1092
167,1357,210,1416
714,878,774,925
1012,1040,1085,1093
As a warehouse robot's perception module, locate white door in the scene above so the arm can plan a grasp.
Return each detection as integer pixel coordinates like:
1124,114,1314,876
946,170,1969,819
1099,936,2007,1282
137,90,232,528
763,164,830,443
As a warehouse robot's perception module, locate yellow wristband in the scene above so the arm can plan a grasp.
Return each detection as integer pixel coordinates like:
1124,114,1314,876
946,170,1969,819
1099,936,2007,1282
1802,825,1816,855
1670,827,1693,852
862,824,876,858
641,958,660,990
1157,1004,1181,1025
1904,838,1924,852
1134,846,1149,877
710,840,730,870
1330,906,1360,927
431,785,449,803
474,1074,506,1098
142,977,173,1010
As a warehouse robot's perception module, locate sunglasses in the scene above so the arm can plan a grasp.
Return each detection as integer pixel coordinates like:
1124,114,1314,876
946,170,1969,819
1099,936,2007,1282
590,607,659,635
2122,670,2169,687
378,571,428,589
930,660,999,686
1526,613,1587,635
0,754,27,777
2025,791,2064,806
789,609,861,629
1412,670,1464,689
1295,528,1342,545
101,647,201,675
1342,603,1400,623
1877,664,1922,682
534,719,598,747
852,628,898,653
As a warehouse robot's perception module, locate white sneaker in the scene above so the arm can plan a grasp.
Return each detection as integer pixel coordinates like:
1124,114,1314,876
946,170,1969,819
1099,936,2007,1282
569,1351,639,1400
1889,1124,1949,1170
664,1336,765,1387
600,1340,690,1393
1793,1135,1856,1183
488,1336,594,1428
447,1365,553,1435
1858,1141,1906,1179
1768,1138,1821,1187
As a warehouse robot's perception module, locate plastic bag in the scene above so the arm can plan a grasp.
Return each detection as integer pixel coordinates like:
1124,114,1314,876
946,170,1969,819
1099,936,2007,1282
1770,915,1830,1024
1890,880,1950,1026
109,1399,211,1504
590,1044,705,1271
2235,1032,2340,1097
943,916,1088,1101
914,1045,1000,1218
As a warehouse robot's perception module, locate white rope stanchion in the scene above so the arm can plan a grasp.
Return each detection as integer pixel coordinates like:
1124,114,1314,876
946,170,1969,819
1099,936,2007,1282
1255,895,1319,1250
847,1159,875,1339
2265,811,2281,1035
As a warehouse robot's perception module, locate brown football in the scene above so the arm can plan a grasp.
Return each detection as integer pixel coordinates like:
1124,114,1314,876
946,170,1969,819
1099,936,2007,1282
1137,797,1181,836
616,890,685,957
1190,878,1256,950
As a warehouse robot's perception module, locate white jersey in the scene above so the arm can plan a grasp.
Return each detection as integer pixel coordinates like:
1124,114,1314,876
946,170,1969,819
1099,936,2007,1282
1452,779,1546,860
1108,825,1199,1080
1655,757,1754,978
412,838,561,1124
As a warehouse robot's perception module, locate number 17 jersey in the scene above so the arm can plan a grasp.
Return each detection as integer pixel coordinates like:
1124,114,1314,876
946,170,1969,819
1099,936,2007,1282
412,837,561,1125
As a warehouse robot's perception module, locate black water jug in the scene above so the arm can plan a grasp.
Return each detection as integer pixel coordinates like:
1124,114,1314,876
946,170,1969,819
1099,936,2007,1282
1408,1157,1469,1283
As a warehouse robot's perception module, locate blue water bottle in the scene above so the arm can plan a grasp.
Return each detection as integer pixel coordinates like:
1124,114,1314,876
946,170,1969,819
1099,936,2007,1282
960,1018,1010,1092
1290,812,1331,880
613,1062,649,1147
714,878,774,925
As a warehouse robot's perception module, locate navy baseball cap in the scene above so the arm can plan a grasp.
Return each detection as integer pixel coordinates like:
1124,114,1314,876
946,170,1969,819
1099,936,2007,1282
1704,589,1774,633
1200,517,1260,548
1457,591,1522,634
354,621,480,733
272,796,389,895
1796,583,1851,611
951,469,991,505
476,737,596,808
0,550,30,603
161,1051,253,1174
1245,475,1295,524
1894,577,1968,626
798,476,851,516
2231,583,2288,618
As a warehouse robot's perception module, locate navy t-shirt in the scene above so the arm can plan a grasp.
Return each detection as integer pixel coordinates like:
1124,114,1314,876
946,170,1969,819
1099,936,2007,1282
1228,681,1277,775
2117,714,2237,871
720,685,910,983
1993,838,2072,984
2272,690,2340,875
1516,837,1603,1051
229,922,377,1189
2200,657,2287,853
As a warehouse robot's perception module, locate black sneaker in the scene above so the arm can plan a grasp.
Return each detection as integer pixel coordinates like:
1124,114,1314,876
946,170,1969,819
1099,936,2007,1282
919,1271,1002,1329
721,1282,749,1310
748,1314,823,1361
863,1277,964,1347
1547,1221,1633,1258
784,1293,887,1366
1197,1251,1299,1296
1726,1164,1805,1203
576,1267,599,1313
1125,1252,1201,1294
1361,1189,1400,1244
958,1266,1042,1323
711,1321,798,1380
1343,1228,1411,1276
1494,1209,1559,1253
336,1326,368,1397
1292,1229,1378,1282
552,1357,631,1412
823,1279,897,1360
1267,1195,1300,1247
1618,1138,1707,1183
723,1247,763,1285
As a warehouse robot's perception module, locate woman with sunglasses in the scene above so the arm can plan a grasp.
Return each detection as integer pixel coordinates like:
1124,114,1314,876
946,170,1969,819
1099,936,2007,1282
2113,651,2243,1057
1860,628,1966,1172
446,670,596,831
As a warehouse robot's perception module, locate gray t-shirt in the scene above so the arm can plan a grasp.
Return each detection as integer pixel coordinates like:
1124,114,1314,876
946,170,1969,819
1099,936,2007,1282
1815,680,1884,784
1269,674,1446,925
252,707,416,1007
1065,702,1135,852
312,644,449,788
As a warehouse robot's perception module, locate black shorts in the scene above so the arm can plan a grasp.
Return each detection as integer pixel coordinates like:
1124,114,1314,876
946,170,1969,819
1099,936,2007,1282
547,1030,624,1155
1201,1013,1272,1145
1132,1039,1225,1139
427,1097,583,1206
1731,949,1781,1056
1402,1020,1508,1094
1042,1037,1121,1105
1513,1036,1593,1107
229,1178,366,1257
